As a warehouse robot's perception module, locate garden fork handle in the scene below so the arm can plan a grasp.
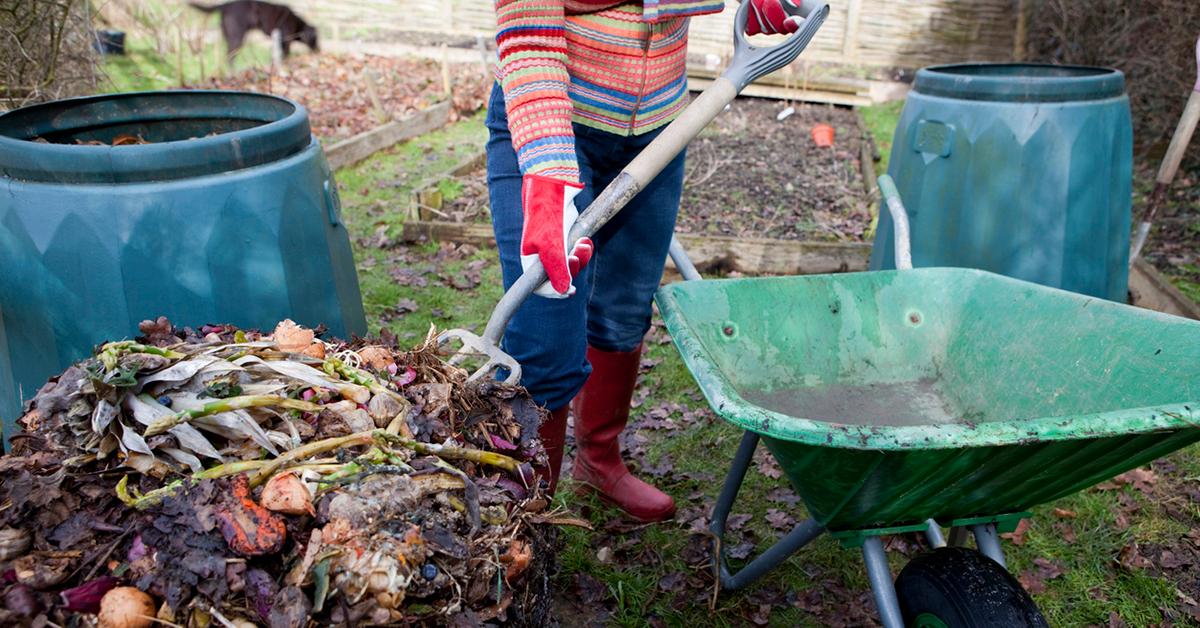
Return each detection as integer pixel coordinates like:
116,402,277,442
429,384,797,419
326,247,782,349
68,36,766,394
476,0,830,367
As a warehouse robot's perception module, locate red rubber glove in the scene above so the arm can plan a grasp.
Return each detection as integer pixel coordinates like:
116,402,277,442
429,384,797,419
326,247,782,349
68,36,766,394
745,0,802,36
520,174,594,298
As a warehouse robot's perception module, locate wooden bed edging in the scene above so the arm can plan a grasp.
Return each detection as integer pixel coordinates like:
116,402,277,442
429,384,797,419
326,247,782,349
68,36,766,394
401,219,872,276
325,101,452,171
400,219,1200,321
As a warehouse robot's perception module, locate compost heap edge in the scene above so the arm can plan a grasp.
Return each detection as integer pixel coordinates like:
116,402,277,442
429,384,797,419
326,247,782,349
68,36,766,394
0,318,564,627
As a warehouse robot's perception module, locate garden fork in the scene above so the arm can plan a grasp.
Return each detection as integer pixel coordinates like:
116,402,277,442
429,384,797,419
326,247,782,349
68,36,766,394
440,0,831,383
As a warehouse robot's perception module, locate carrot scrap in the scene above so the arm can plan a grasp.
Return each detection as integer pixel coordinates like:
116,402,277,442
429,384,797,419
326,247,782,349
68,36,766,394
215,473,287,556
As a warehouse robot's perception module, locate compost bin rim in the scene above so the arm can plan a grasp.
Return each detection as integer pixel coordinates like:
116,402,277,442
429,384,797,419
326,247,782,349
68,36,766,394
914,63,1126,103
0,90,313,184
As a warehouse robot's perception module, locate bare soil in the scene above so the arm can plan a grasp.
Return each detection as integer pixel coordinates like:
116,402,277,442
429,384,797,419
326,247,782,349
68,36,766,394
424,98,874,243
186,53,489,140
678,98,872,242
1138,161,1200,298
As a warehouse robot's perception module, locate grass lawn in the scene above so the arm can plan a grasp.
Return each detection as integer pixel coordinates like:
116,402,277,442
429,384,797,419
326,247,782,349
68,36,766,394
334,109,1200,626
101,36,271,93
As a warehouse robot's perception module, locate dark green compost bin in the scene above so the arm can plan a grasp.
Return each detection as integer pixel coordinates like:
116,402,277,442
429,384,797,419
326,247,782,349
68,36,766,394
0,91,366,438
870,64,1133,301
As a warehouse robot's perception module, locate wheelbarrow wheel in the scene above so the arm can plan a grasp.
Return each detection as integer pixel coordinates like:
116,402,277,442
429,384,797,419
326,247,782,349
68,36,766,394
894,547,1048,628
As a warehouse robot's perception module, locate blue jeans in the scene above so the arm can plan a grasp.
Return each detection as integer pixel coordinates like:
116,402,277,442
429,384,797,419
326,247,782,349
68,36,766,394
485,84,685,410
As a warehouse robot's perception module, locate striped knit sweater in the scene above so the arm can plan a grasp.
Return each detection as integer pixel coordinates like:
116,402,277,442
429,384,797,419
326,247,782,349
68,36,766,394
494,0,724,182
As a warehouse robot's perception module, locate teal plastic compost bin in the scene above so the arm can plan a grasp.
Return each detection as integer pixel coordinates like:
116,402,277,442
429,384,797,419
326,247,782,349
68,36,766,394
0,91,366,439
870,64,1133,301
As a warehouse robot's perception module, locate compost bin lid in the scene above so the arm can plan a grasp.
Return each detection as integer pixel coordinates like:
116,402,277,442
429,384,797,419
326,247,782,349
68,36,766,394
914,63,1126,103
0,91,312,184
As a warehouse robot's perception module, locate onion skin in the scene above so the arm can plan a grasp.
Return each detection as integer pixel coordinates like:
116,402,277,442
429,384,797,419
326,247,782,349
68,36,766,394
260,472,315,516
98,586,156,628
61,576,120,613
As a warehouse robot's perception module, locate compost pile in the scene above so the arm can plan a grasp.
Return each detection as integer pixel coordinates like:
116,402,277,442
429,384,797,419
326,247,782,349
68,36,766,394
0,319,560,627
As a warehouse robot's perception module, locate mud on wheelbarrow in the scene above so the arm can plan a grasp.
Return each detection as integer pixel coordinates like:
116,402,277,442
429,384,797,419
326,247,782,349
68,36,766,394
655,179,1200,627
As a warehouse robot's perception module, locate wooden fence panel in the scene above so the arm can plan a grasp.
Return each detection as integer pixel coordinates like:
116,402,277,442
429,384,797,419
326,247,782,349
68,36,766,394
290,0,1020,79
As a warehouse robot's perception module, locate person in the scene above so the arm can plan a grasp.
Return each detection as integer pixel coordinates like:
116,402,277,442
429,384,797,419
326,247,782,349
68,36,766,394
486,0,802,522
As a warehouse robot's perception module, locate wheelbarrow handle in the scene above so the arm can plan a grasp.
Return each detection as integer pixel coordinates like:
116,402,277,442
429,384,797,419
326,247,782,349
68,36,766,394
877,174,914,270
473,1,831,367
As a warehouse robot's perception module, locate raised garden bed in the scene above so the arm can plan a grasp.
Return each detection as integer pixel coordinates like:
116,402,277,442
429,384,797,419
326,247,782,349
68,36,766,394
410,98,873,242
399,97,1199,320
404,98,877,275
1138,161,1200,309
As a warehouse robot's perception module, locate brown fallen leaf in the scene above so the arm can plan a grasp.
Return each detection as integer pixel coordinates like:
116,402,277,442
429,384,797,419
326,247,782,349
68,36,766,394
1054,522,1077,545
1000,518,1030,546
112,133,149,146
1053,507,1077,519
1114,467,1158,495
1118,541,1151,570
764,508,795,531
754,448,783,480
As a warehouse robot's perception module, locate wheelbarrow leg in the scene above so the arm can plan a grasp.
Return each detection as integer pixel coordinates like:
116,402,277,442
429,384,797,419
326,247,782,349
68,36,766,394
923,519,946,548
971,523,1008,568
710,431,825,591
862,537,904,628
947,525,971,547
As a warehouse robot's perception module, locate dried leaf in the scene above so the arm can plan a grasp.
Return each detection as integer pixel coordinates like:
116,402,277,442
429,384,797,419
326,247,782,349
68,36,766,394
1000,519,1030,546
1114,467,1158,495
765,509,794,530
191,410,280,456
161,447,203,473
91,398,118,433
117,421,153,456
136,356,221,388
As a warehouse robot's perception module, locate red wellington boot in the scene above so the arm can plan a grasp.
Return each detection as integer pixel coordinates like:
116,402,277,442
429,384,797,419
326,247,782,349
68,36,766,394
571,344,676,522
534,406,569,496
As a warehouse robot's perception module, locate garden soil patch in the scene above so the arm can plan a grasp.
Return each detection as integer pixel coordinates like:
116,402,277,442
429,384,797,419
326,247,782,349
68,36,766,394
186,53,489,140
422,98,874,243
1139,161,1200,299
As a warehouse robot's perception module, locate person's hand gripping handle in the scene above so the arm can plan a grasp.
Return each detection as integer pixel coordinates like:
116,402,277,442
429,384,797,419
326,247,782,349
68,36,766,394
520,175,594,298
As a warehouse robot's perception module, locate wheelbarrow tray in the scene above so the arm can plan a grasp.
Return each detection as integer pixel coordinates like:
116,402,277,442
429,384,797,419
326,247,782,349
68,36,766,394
655,267,1200,531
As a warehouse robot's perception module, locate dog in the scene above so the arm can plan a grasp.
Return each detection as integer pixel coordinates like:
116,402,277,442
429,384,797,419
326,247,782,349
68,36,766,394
189,1,318,60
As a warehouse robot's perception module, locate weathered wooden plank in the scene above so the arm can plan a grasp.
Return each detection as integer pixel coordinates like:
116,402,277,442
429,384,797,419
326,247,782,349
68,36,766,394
843,0,864,60
325,101,451,171
292,0,1021,76
409,150,488,220
1129,259,1200,321
401,220,872,275
398,219,1200,321
686,77,871,107
686,65,870,96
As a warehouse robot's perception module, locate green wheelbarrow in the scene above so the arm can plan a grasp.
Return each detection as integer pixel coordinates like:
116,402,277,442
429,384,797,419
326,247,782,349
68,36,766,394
654,177,1200,625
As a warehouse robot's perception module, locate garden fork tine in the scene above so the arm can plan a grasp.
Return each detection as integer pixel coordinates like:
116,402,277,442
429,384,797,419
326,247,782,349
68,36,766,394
439,0,831,384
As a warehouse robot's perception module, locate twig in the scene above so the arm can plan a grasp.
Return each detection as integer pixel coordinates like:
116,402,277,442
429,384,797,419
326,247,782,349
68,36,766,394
83,527,134,581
